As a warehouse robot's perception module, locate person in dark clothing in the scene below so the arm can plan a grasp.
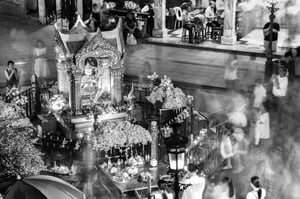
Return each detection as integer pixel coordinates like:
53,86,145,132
123,12,141,44
263,16,280,52
90,3,101,31
4,60,18,88
283,50,296,86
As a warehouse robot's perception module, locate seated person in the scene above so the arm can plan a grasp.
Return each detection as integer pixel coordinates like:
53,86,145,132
182,6,194,44
205,1,216,38
123,12,142,44
193,17,205,39
216,0,225,18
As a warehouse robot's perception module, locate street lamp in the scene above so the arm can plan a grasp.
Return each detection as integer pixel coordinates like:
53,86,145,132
265,0,279,82
165,124,188,199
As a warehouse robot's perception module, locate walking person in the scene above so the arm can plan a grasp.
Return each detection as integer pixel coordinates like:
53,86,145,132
224,53,238,91
263,15,280,52
254,102,270,146
4,60,18,88
181,163,206,199
246,176,266,199
33,40,50,84
271,67,288,124
211,176,236,199
253,78,267,109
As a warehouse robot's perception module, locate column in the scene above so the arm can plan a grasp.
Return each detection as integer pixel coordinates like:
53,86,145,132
38,0,46,24
73,70,82,115
221,0,237,45
152,0,167,38
77,0,83,17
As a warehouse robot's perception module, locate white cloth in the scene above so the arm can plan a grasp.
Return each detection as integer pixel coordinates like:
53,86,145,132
253,85,266,108
211,183,235,199
182,175,206,199
224,60,238,80
246,189,266,199
272,75,288,97
33,47,50,78
255,112,270,145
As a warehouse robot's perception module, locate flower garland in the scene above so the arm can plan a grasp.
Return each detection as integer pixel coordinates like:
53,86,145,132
92,121,152,152
146,74,189,109
5,86,27,107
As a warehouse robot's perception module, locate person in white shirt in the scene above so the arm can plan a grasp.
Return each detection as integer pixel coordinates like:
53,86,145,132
181,164,206,199
224,54,238,91
253,78,267,109
271,67,288,123
205,1,216,38
246,176,266,199
211,177,236,199
254,102,270,146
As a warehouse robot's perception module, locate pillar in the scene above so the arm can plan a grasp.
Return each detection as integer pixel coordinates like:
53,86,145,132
221,0,237,45
77,0,83,17
38,0,46,24
152,0,167,38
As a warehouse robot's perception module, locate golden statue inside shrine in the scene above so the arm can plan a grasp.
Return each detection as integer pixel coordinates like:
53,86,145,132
54,15,126,130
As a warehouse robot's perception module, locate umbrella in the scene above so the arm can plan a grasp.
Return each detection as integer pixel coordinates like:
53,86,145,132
0,175,85,199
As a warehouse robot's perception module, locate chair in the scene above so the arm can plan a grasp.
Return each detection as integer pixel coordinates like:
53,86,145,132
194,24,205,43
173,7,183,29
211,26,223,43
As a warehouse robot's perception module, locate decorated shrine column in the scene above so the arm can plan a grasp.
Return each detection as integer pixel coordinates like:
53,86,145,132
221,0,237,45
152,0,167,38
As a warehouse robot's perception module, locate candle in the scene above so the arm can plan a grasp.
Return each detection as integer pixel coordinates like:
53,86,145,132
191,134,194,142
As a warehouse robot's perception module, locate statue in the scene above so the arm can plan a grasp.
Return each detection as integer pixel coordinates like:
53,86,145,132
81,62,97,95
93,57,111,103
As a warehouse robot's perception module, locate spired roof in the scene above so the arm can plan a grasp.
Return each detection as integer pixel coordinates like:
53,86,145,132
54,15,125,57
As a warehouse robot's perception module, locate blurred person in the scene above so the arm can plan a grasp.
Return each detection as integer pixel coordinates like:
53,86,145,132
216,0,225,18
221,124,234,170
4,60,18,88
246,176,266,199
263,15,280,52
253,78,267,109
224,53,238,91
254,102,270,146
90,3,101,31
211,176,236,199
181,163,206,199
282,50,295,86
123,12,141,44
183,6,194,44
271,67,288,124
231,127,248,173
33,40,50,83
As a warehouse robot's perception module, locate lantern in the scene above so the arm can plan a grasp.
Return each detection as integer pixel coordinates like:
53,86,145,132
165,124,188,171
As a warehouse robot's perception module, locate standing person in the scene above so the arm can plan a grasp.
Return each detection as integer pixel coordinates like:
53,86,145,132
90,3,101,31
33,40,50,83
181,163,206,199
282,50,295,86
271,67,288,124
4,60,18,88
231,127,248,173
211,177,236,199
254,102,270,146
246,176,266,199
224,54,238,91
253,78,267,109
221,125,234,170
263,16,280,52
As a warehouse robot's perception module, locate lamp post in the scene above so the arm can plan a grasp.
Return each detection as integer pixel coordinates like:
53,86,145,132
165,124,188,199
265,0,279,82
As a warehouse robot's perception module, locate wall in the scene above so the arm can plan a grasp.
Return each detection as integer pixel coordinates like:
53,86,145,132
0,0,27,16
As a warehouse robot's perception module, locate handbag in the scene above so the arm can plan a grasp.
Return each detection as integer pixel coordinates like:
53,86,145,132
126,33,137,45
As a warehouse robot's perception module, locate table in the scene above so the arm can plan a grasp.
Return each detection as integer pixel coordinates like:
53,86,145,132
99,164,167,199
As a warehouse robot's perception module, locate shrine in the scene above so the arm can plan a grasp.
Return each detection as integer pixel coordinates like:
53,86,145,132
54,15,127,132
